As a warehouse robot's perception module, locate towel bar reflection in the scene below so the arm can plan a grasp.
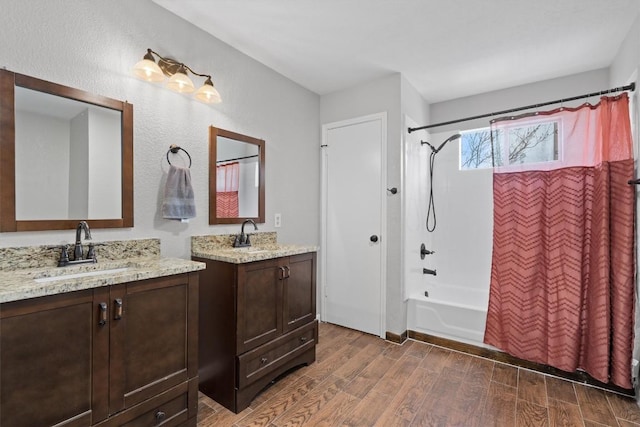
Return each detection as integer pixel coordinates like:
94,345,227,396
166,144,192,168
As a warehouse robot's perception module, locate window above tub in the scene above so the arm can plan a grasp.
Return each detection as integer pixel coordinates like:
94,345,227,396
460,118,560,171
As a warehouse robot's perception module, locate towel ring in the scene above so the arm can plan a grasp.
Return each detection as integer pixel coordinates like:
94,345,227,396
166,144,192,168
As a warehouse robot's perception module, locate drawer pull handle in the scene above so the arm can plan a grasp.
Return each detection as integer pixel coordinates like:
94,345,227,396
261,357,268,364
155,410,166,422
114,298,123,320
284,265,291,278
300,336,307,343
98,302,108,326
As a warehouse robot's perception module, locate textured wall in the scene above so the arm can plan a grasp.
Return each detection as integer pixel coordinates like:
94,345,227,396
320,73,404,334
0,0,320,258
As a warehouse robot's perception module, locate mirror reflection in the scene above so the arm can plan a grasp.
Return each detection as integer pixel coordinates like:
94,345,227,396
209,127,265,224
15,86,122,220
216,137,260,218
0,69,133,232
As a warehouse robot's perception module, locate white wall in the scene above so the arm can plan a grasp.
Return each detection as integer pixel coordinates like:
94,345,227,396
401,77,430,313
0,0,320,258
430,69,610,133
320,73,404,334
68,111,89,219
15,111,70,219
88,108,122,219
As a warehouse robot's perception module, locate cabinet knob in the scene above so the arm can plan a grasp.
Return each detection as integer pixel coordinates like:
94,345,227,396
260,357,268,364
300,336,307,343
155,410,166,422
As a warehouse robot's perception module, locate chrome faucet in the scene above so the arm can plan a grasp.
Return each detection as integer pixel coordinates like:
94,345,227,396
233,219,258,247
56,221,97,267
73,221,92,261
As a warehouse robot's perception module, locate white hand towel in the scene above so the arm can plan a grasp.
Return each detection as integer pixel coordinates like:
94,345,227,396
162,165,196,219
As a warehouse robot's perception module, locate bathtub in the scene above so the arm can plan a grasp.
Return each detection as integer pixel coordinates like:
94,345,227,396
407,285,490,346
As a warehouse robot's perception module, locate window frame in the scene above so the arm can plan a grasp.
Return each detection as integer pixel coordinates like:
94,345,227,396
459,116,562,171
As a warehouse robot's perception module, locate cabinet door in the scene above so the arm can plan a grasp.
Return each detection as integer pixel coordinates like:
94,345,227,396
283,253,317,333
0,289,108,427
236,258,283,354
109,273,198,414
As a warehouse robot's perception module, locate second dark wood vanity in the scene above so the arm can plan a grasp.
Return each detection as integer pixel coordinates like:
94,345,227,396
193,247,317,413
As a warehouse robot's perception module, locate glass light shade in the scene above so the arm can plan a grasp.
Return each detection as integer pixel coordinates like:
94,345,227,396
195,80,222,104
166,68,195,93
132,58,165,82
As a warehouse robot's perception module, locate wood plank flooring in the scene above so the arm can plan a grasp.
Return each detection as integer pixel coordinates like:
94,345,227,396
197,322,640,427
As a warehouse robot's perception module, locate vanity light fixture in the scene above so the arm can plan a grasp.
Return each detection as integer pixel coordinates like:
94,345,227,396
133,48,221,104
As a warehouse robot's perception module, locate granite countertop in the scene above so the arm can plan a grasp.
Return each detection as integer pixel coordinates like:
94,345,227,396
191,232,318,264
191,243,318,264
0,257,205,304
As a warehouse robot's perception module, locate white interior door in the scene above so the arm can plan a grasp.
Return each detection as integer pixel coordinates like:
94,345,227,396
321,113,386,337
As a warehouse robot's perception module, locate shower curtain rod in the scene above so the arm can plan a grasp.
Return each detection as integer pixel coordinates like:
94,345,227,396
407,82,636,133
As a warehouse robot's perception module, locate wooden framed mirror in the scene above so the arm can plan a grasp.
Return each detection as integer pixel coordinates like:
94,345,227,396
209,126,265,224
0,69,133,232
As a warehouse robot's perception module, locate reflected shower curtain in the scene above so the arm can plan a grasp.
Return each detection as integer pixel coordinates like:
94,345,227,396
483,94,635,388
216,162,240,217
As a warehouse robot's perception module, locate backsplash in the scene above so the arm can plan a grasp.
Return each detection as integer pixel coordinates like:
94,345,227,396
0,238,161,271
191,232,278,253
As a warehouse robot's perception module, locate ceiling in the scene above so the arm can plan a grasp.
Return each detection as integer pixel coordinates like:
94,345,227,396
152,0,640,103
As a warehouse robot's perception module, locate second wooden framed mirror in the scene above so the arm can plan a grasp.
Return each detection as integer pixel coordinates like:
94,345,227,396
209,126,265,224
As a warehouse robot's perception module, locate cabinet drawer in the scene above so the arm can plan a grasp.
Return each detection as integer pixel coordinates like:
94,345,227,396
95,379,196,427
237,320,317,389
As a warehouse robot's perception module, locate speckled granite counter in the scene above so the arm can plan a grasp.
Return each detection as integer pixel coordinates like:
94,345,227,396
191,232,318,264
0,239,205,303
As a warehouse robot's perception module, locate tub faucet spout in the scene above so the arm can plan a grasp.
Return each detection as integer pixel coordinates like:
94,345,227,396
423,268,437,276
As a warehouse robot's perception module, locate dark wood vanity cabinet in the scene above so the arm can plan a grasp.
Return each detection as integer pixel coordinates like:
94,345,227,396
0,272,199,427
194,252,317,413
1,289,98,427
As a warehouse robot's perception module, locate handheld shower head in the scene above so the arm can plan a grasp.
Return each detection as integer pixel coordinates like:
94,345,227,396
420,133,461,154
433,133,461,153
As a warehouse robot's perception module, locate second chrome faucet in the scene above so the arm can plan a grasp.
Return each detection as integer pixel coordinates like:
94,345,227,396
233,219,258,248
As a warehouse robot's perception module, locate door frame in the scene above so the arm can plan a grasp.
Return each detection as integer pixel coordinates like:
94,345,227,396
320,112,387,338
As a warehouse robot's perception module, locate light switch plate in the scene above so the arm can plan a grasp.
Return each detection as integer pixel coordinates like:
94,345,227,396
275,213,282,228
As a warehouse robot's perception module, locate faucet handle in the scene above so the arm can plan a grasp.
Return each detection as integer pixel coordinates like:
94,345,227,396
86,244,97,261
57,245,70,267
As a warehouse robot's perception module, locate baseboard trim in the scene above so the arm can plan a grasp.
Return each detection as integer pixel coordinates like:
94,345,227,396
385,330,408,344
408,330,635,397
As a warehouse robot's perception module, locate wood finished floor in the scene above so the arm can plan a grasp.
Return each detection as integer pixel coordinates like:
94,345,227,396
197,322,640,427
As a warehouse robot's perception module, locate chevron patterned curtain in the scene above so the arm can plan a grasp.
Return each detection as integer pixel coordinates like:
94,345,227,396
216,162,240,217
483,93,635,389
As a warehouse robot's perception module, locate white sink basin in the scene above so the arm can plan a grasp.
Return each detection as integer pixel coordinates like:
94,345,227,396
34,267,130,283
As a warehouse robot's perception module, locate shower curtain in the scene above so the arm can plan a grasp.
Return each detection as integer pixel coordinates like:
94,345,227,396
483,93,635,389
216,162,240,217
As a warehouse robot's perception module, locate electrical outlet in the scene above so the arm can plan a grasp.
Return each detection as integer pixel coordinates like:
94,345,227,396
274,213,282,228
